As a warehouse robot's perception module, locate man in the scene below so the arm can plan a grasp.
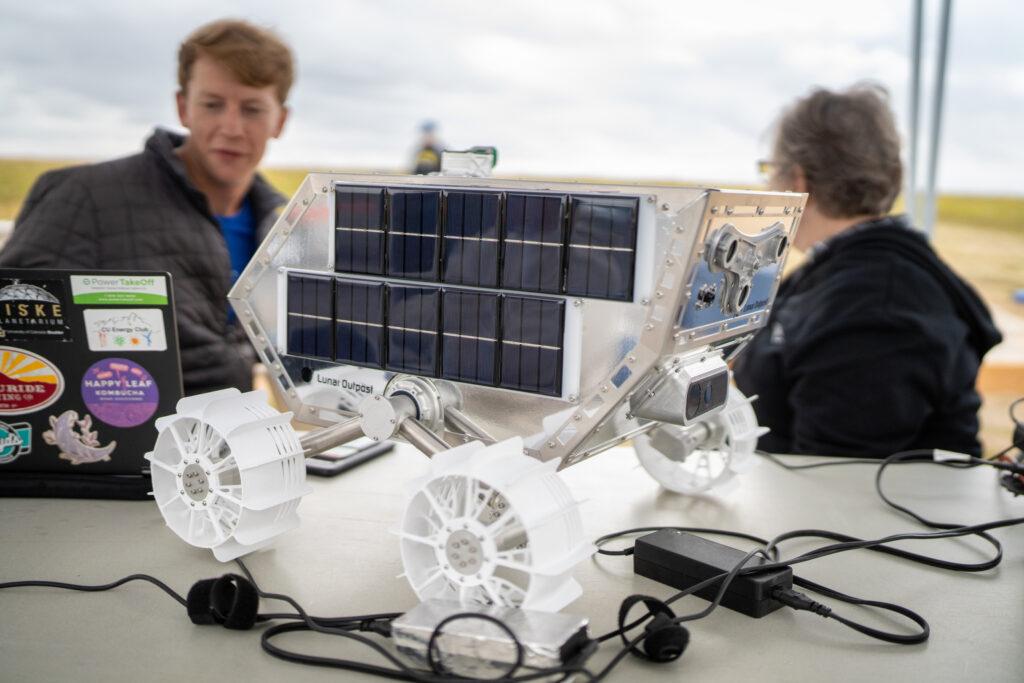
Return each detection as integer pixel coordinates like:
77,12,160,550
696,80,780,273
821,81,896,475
411,120,443,174
734,84,1002,457
0,19,293,394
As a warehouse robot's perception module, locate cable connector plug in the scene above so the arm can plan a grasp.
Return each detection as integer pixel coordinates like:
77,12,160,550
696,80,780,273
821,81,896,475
771,587,832,617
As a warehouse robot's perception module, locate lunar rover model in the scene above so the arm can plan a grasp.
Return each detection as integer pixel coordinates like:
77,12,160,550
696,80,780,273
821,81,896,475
146,162,803,613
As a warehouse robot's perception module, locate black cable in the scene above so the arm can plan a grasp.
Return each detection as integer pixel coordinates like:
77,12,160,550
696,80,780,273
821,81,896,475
0,574,188,607
595,525,779,558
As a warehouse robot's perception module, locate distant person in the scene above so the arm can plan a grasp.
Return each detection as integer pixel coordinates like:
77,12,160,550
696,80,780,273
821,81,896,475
0,19,294,395
734,84,1002,457
411,120,443,174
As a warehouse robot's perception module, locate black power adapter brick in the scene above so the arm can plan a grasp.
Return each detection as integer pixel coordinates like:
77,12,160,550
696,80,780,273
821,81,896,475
634,529,792,618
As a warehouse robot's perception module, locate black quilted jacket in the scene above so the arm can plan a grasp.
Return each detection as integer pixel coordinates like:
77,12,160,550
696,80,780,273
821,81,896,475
0,129,285,394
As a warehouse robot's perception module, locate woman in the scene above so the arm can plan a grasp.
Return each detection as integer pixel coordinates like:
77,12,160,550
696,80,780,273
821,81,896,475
733,84,1002,457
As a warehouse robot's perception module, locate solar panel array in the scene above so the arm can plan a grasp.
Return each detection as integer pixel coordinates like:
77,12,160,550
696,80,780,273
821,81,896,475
289,183,641,397
334,185,639,301
287,274,565,396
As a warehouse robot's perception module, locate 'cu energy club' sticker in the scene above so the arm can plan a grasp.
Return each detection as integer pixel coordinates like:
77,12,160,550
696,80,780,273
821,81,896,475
0,346,65,414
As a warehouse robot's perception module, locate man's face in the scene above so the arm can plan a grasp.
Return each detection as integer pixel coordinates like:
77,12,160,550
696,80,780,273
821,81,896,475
176,56,288,188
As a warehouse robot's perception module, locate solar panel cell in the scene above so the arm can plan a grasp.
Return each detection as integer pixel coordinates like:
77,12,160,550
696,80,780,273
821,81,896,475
442,191,501,287
565,195,638,301
502,193,566,294
388,190,441,280
286,274,334,360
500,295,564,396
441,290,500,386
334,279,385,368
335,187,386,274
386,285,440,376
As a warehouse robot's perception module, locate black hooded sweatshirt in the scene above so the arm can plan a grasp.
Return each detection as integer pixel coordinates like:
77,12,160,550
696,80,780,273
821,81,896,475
733,215,1002,457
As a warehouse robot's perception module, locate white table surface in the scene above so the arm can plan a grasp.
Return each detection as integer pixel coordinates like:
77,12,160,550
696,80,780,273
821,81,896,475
2,443,1022,682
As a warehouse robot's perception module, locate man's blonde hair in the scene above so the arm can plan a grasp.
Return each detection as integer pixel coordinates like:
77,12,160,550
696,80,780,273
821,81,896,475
178,19,294,104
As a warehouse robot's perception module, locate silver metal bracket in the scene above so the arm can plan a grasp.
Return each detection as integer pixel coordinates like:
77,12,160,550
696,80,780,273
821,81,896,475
706,221,788,313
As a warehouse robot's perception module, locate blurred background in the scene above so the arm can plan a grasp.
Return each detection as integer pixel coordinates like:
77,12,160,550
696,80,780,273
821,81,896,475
0,0,1020,449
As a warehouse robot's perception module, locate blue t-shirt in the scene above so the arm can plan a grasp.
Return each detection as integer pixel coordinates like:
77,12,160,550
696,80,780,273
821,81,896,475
216,198,256,284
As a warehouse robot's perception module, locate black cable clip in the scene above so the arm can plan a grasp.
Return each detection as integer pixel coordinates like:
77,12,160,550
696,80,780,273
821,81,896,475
617,594,690,663
187,573,259,630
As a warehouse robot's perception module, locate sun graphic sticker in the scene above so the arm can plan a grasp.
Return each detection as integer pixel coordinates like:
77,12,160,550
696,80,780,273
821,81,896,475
0,346,65,414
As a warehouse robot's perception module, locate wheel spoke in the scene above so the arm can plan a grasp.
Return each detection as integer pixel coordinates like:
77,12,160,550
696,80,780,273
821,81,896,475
482,579,502,605
397,531,437,547
491,577,527,605
412,569,444,594
168,425,190,462
206,509,226,542
493,551,532,574
149,458,177,475
210,454,237,475
158,495,180,511
422,487,453,524
462,477,479,519
214,491,242,507
186,508,198,538
203,433,225,460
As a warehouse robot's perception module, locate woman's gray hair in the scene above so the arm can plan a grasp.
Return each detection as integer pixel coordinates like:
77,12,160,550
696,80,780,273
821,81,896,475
773,83,903,218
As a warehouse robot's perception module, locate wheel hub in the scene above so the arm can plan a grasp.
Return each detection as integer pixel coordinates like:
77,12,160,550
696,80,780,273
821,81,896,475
180,461,210,503
444,529,483,575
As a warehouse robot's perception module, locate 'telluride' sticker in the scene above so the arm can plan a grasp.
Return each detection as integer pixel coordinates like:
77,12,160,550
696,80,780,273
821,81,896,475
81,358,159,428
0,346,65,414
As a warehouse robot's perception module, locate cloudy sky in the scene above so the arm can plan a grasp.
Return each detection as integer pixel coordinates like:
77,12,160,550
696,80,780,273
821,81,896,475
1,0,1021,193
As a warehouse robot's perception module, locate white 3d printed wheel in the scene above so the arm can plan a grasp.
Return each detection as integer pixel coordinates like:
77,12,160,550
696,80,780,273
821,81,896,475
398,437,593,613
635,388,767,494
145,389,312,561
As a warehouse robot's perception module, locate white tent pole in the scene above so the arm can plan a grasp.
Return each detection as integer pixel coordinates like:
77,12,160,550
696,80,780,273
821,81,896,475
906,0,924,225
923,0,953,237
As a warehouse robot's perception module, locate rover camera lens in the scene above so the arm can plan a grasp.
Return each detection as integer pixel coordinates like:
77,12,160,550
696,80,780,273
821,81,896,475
686,383,701,419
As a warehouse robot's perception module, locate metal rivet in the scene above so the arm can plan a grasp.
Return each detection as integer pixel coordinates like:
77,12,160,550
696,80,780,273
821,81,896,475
725,207,734,215
628,355,636,363
572,299,583,307
547,441,556,448
655,290,663,298
711,206,720,214
757,206,765,215
573,414,582,422
322,186,329,193
640,298,650,305
646,195,655,203
661,202,670,210
645,323,654,331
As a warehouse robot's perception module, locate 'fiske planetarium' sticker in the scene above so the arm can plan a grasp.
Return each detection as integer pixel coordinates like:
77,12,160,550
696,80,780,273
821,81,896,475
0,346,65,414
81,358,159,428
0,278,72,342
83,308,167,351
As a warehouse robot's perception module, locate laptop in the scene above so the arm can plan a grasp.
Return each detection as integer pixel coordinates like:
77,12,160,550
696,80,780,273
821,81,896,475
0,268,183,499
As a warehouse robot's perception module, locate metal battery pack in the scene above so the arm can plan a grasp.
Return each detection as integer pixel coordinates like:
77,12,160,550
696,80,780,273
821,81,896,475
391,599,592,679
